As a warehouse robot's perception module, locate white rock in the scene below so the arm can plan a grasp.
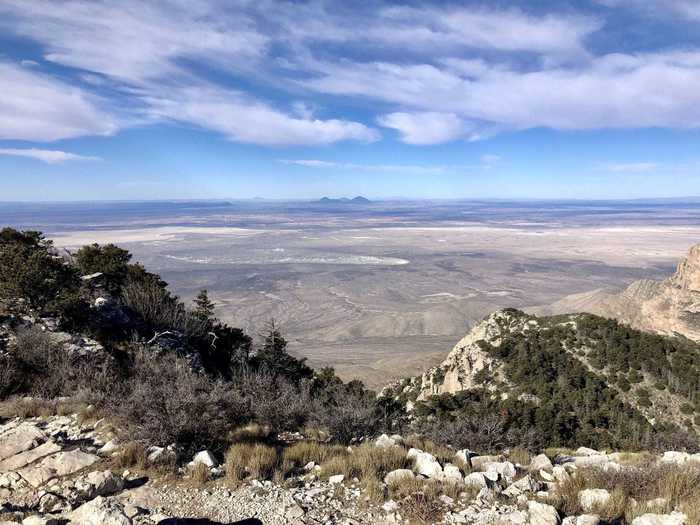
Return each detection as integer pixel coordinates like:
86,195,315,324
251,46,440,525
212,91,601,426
660,452,690,465
192,450,217,468
552,465,570,483
413,452,443,478
485,461,516,482
22,517,61,525
464,472,487,489
455,449,476,466
531,454,554,472
579,489,611,513
329,474,344,484
563,516,600,525
382,500,399,513
443,464,463,482
384,469,415,485
406,447,422,460
575,447,603,457
540,469,555,482
439,494,454,506
631,512,687,525
98,439,120,456
375,434,396,448
68,496,131,525
528,501,561,525
470,455,502,471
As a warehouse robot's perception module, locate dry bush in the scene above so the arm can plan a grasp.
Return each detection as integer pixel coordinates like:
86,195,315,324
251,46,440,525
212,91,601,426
237,370,311,433
308,386,382,445
321,444,409,482
189,462,210,486
419,415,544,454
112,441,148,470
400,492,443,525
109,350,249,458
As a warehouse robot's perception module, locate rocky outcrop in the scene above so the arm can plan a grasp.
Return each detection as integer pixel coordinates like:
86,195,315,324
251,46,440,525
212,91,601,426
412,309,531,399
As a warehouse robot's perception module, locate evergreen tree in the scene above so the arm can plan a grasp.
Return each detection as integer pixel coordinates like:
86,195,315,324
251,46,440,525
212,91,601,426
193,289,216,320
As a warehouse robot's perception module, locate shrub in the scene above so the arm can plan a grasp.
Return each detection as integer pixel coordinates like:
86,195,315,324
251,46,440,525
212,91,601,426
237,370,312,432
225,443,253,482
0,228,79,311
108,350,250,458
74,243,132,295
309,385,382,445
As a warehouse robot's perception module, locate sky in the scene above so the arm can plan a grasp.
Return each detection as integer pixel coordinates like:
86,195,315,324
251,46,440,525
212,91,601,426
1,0,700,201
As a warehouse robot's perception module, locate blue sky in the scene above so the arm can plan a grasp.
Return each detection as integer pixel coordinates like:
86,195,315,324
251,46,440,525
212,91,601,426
1,0,700,200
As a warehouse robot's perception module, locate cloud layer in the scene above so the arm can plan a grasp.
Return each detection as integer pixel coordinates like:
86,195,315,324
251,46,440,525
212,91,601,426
1,1,700,147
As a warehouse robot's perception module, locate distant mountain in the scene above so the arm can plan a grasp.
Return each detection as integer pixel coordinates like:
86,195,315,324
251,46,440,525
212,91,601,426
316,196,372,204
531,244,700,342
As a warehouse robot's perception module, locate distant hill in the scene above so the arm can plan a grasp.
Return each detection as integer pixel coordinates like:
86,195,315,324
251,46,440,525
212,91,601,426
316,196,372,204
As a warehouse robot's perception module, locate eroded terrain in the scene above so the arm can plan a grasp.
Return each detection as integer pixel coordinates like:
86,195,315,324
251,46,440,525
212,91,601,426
3,199,699,388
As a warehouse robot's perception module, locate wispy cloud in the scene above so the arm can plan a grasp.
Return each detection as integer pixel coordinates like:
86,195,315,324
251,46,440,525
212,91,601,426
0,148,101,164
597,162,660,173
597,0,700,20
0,61,116,142
279,158,500,174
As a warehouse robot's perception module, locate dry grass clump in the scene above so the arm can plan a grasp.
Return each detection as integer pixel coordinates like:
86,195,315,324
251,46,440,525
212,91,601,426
361,478,387,504
0,397,56,419
189,462,210,486
551,462,700,524
282,441,348,477
225,443,279,483
112,441,148,470
508,447,531,466
320,443,409,482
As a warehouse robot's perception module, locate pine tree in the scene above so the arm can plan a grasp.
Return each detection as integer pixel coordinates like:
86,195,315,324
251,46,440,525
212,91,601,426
193,289,215,320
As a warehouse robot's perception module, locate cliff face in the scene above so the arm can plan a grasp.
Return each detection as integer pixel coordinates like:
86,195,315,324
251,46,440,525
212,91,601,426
531,244,700,342
605,244,700,341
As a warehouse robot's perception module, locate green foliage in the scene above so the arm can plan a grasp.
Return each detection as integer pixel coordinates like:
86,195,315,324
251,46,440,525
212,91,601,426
252,322,313,383
0,228,79,311
74,243,132,294
193,289,216,320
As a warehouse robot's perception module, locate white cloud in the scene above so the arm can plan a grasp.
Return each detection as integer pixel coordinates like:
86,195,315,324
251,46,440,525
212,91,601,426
377,112,473,145
280,159,338,168
0,61,117,142
303,50,700,141
145,86,379,146
0,148,101,164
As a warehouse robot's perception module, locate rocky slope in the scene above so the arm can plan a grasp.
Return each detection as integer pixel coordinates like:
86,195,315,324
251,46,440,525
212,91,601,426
2,409,698,525
531,244,700,342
